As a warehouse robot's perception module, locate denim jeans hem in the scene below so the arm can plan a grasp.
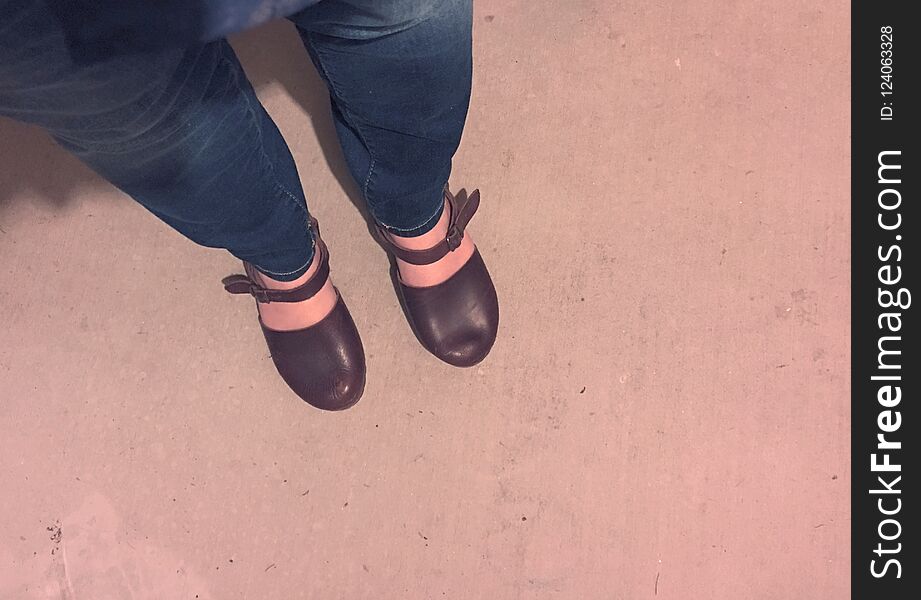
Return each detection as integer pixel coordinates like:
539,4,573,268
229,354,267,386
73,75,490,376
250,229,317,282
378,187,445,237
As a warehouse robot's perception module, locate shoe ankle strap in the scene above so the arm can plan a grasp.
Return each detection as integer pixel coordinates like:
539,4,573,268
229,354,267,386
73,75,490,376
375,187,480,266
222,218,330,304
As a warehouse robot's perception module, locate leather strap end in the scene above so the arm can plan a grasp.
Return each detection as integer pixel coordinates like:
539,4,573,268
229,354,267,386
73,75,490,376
376,187,481,266
222,274,255,295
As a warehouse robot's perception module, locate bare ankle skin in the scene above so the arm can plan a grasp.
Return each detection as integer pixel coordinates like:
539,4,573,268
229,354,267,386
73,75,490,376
388,203,475,288
252,254,338,332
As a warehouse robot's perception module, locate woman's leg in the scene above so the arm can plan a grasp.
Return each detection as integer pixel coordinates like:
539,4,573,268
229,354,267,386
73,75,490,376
289,0,474,241
1,1,368,407
0,0,315,283
289,0,497,368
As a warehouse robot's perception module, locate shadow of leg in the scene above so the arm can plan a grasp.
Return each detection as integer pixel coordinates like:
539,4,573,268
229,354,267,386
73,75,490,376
0,117,105,215
230,21,372,229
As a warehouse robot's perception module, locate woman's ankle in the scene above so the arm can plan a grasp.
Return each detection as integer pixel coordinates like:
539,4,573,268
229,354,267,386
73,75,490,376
254,252,320,291
252,250,338,331
388,203,449,250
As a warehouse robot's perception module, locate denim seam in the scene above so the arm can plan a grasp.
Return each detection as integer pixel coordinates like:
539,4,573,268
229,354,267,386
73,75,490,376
302,34,377,202
225,51,315,275
222,49,310,222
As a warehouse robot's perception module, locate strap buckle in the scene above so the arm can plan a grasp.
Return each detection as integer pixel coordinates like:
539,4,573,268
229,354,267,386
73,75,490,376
445,224,464,251
251,284,272,304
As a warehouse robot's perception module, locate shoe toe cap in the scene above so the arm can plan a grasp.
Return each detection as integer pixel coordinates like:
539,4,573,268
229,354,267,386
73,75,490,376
262,299,367,411
301,367,366,411
437,327,496,367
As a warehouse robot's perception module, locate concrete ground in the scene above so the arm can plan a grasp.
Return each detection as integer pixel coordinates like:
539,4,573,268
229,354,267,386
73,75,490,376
0,1,849,598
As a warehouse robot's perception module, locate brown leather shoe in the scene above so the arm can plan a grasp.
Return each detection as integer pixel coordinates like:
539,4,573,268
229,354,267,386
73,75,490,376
376,187,499,367
222,220,366,411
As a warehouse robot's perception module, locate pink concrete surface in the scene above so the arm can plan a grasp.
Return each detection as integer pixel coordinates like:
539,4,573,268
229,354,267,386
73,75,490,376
0,1,850,598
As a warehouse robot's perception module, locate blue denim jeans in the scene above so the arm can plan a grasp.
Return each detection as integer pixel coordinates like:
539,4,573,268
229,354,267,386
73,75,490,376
0,0,472,280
